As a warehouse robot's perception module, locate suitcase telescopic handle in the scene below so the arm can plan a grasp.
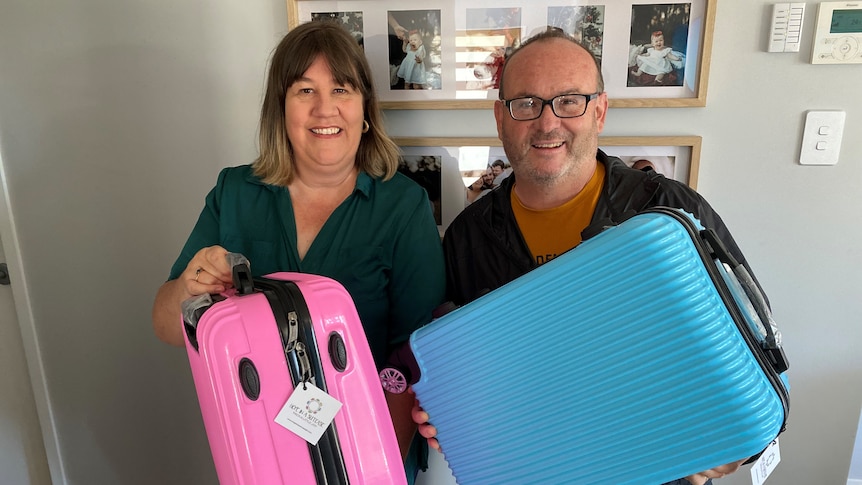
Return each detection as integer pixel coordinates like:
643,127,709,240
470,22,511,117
225,252,253,295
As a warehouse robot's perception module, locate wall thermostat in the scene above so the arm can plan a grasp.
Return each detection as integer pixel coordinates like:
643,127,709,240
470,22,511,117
811,2,862,64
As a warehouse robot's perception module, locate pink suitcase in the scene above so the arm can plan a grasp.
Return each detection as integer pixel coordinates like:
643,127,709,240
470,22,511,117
181,255,406,485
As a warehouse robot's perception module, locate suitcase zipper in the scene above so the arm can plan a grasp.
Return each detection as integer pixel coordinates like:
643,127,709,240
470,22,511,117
646,208,790,432
255,278,350,485
293,340,312,387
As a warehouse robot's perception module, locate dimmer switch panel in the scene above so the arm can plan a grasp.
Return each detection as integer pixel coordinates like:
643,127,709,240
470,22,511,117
769,3,805,52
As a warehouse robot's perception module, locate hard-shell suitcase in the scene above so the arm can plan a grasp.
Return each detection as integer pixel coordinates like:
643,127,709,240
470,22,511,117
405,208,789,485
182,255,406,485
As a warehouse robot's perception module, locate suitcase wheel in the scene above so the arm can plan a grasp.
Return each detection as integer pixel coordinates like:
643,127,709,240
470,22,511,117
379,368,408,394
238,358,260,400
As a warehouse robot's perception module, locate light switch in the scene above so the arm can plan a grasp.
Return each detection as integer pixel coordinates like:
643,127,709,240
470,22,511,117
769,3,806,52
800,111,846,165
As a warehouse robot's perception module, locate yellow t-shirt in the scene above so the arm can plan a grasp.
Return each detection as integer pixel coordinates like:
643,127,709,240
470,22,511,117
512,162,606,266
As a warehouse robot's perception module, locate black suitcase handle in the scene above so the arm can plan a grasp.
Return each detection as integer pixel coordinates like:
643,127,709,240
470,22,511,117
701,229,788,374
225,252,253,295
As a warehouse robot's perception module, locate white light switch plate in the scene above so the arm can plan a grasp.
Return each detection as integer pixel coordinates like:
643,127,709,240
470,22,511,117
800,111,846,165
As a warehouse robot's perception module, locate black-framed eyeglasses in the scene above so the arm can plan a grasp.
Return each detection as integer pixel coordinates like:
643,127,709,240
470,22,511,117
502,93,599,121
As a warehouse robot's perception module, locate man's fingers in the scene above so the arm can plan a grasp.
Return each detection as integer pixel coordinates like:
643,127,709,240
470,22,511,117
417,423,437,439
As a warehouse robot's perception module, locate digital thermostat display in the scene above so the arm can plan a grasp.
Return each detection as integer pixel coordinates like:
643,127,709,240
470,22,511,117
811,2,862,64
831,9,862,33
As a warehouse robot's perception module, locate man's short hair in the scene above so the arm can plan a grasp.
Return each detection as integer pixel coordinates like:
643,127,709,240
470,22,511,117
497,26,605,99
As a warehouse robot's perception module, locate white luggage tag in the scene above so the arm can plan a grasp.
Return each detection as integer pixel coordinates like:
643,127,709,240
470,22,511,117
275,380,343,445
750,438,781,485
274,340,342,445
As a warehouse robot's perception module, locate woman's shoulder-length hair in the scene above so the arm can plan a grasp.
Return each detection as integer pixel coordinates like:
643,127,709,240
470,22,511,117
254,21,400,186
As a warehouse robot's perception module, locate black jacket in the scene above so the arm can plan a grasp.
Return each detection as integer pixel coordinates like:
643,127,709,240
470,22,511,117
442,150,755,305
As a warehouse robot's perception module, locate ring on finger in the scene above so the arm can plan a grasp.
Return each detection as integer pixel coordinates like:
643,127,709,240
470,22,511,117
194,267,203,282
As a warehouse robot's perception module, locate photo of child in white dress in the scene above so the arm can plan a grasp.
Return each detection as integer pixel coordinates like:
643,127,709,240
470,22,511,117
397,31,426,89
627,3,690,87
387,10,441,90
629,31,681,84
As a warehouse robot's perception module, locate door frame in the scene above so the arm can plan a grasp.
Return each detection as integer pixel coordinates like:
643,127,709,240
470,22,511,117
0,149,67,484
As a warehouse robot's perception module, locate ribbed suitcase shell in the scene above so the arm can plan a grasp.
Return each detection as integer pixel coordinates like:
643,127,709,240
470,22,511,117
410,210,787,485
184,272,406,485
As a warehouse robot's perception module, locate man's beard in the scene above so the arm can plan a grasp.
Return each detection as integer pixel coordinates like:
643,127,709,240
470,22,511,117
502,125,598,188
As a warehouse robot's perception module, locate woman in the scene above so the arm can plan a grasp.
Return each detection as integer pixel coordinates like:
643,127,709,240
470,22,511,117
151,21,445,483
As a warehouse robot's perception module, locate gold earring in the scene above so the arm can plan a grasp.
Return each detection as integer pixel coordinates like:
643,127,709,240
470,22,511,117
362,120,370,133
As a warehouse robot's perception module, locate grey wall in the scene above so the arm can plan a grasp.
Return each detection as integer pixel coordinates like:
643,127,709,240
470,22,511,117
0,1,860,484
0,234,51,485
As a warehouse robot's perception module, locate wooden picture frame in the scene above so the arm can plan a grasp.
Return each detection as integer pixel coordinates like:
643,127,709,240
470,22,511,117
287,0,716,109
394,135,701,232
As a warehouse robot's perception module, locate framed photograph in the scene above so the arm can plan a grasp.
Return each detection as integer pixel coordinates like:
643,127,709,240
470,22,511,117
598,135,701,188
287,0,715,109
393,135,701,231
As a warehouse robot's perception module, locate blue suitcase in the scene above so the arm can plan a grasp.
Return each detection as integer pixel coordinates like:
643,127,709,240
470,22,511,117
407,208,789,485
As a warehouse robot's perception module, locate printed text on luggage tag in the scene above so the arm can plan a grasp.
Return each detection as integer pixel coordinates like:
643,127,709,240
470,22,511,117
750,439,780,485
275,382,343,445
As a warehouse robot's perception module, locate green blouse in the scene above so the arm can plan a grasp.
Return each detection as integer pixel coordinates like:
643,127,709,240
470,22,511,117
169,164,445,368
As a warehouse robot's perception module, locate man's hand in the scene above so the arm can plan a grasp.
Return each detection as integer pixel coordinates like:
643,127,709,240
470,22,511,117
409,389,440,451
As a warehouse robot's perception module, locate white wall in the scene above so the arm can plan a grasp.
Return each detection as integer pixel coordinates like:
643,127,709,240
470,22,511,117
0,1,860,484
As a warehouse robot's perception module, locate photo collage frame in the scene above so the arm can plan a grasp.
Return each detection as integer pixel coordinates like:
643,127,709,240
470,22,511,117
288,0,716,109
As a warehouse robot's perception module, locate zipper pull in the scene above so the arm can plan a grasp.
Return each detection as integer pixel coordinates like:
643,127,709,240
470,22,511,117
285,311,299,352
294,341,312,390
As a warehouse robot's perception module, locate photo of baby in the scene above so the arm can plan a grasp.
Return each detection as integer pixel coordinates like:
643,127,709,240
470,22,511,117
397,31,427,89
629,30,681,84
388,10,442,90
627,3,690,87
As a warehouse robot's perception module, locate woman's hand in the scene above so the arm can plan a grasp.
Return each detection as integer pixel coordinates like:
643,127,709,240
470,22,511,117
152,245,234,346
182,245,233,296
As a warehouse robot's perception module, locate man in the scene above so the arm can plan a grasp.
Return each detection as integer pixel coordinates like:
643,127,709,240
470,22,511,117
413,28,752,485
489,158,512,186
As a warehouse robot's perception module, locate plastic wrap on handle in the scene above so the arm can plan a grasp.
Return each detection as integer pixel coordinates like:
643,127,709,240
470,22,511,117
701,228,788,374
731,264,789,374
181,293,214,352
